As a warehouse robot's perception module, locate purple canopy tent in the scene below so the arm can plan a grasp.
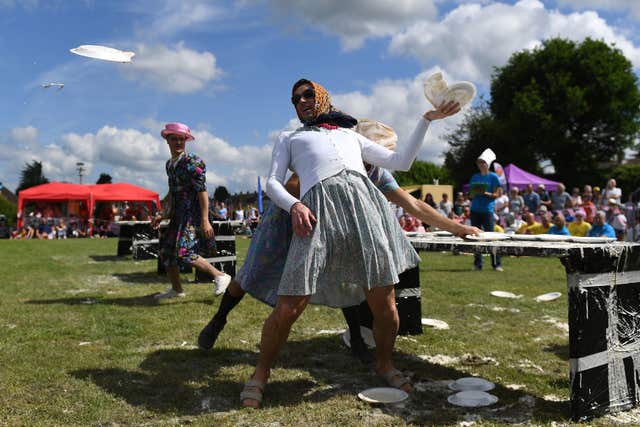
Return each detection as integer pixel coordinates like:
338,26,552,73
503,163,560,192
462,163,560,192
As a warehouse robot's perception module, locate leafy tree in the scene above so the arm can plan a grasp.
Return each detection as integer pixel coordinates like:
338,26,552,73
16,160,49,194
96,173,112,184
213,186,231,203
392,160,451,187
445,38,640,187
0,195,17,227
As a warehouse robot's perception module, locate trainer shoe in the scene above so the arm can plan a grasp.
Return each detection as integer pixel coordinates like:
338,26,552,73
154,288,186,300
214,273,232,296
494,266,504,272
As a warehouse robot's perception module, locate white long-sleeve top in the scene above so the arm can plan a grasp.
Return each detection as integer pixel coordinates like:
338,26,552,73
267,117,431,212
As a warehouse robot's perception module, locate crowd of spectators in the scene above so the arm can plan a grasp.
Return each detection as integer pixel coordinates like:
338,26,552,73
210,201,260,235
395,178,640,241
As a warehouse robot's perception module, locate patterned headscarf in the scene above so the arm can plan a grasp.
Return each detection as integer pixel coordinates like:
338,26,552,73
292,79,357,128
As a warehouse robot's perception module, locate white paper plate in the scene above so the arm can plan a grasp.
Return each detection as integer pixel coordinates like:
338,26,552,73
448,390,498,407
448,377,495,392
465,232,510,241
442,82,476,108
342,326,376,349
536,234,571,242
568,236,616,244
70,44,135,63
404,231,418,237
509,234,539,241
535,292,562,302
358,387,409,404
433,230,453,237
423,73,476,109
490,290,521,299
421,318,450,330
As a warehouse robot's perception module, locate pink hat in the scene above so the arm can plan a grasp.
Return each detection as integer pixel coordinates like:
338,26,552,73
161,122,194,141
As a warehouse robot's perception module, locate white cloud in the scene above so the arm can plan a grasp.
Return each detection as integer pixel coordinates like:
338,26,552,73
556,0,640,20
128,0,225,37
390,0,640,82
121,42,223,94
1,124,271,195
268,0,437,50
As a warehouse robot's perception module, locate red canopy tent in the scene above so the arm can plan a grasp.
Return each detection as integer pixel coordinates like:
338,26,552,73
17,182,91,227
17,182,161,229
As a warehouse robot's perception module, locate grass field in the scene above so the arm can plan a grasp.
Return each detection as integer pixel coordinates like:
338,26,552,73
0,237,636,426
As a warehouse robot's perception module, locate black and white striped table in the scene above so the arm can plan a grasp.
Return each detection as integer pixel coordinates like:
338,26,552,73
408,235,640,422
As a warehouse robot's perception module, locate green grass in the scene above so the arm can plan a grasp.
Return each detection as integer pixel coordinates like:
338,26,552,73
0,238,628,426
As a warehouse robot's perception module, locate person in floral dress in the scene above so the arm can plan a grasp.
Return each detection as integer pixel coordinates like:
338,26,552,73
156,122,231,300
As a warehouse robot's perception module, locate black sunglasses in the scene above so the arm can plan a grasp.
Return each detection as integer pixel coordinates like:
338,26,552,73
291,88,315,105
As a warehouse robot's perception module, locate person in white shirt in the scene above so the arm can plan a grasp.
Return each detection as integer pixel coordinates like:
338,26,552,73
240,79,460,408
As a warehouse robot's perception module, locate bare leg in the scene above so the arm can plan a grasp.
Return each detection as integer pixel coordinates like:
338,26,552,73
166,266,183,293
243,295,310,408
192,255,226,277
364,285,412,392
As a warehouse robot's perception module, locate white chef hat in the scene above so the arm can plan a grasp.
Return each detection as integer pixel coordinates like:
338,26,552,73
477,148,496,166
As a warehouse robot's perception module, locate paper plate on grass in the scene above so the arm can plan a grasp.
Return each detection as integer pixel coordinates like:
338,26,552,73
490,290,521,299
358,387,408,404
448,377,495,392
535,292,562,302
421,318,450,330
342,326,376,348
70,44,135,63
448,390,498,407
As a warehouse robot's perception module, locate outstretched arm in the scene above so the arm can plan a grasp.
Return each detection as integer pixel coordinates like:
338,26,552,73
360,101,460,171
385,188,481,238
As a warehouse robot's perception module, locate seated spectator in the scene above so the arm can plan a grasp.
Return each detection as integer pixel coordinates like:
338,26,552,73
581,194,596,223
568,209,591,236
551,183,572,211
460,206,472,226
424,193,437,210
602,178,622,208
494,187,509,216
508,187,525,216
494,223,505,233
439,193,453,217
609,206,627,241
37,219,55,239
56,219,67,239
548,212,570,235
516,212,540,234
537,184,551,209
588,210,616,238
453,192,467,216
527,212,552,234
523,184,540,213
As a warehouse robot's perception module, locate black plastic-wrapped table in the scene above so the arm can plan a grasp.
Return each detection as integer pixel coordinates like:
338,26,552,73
408,235,640,421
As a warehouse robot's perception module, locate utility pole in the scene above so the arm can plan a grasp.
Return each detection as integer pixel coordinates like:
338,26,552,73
76,162,85,184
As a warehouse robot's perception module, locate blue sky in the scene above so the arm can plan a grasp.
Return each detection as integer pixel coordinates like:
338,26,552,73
1,0,639,196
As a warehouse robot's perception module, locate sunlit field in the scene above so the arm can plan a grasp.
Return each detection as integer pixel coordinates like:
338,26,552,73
1,237,635,426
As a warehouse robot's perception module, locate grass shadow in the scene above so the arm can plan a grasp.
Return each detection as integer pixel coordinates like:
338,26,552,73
89,255,127,262
112,272,163,284
25,295,213,307
543,343,570,360
70,336,573,424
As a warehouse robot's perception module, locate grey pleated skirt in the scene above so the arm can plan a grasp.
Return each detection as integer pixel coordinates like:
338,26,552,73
278,169,420,308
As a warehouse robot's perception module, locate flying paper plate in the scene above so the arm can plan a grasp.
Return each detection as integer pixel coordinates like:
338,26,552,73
448,377,495,392
70,44,135,63
342,326,376,349
490,290,521,299
358,387,409,404
423,72,476,108
448,390,498,407
421,318,450,330
535,292,562,302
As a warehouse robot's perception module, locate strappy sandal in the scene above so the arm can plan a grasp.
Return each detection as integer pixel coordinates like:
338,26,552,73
240,378,266,408
379,368,413,392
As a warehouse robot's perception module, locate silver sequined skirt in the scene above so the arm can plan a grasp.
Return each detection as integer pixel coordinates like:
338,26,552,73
278,169,420,307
